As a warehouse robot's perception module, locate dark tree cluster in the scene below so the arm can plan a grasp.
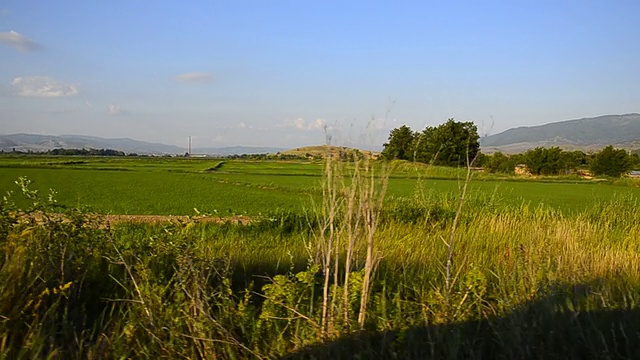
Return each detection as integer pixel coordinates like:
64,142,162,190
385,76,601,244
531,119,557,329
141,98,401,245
590,145,633,177
523,147,568,175
484,147,591,175
382,119,480,167
48,148,127,156
482,146,637,177
482,152,523,174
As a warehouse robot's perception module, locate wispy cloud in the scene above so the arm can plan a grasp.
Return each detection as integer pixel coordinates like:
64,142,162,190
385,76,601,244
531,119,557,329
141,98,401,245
109,104,129,116
309,118,327,130
278,117,305,130
278,117,329,131
175,72,213,83
11,76,78,97
0,30,41,52
293,117,305,129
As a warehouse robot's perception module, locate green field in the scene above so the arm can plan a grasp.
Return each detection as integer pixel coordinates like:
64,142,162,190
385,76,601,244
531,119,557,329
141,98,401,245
1,155,639,215
2,155,640,358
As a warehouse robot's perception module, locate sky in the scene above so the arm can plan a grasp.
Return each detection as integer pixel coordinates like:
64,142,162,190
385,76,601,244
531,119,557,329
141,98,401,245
1,1,639,150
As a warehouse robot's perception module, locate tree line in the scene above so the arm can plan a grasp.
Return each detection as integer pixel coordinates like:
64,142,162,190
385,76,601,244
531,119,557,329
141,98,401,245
382,119,639,177
483,146,639,177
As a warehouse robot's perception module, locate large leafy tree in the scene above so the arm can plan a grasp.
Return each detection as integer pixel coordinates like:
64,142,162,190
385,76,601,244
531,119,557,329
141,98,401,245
590,146,631,177
523,147,566,175
381,125,416,160
413,119,480,166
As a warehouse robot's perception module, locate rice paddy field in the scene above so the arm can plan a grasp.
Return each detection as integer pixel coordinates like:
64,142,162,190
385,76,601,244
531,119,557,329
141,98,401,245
1,154,640,359
1,155,639,215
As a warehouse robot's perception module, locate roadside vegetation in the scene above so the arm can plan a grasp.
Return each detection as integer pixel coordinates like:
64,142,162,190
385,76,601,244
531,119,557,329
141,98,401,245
1,151,640,358
1,119,640,358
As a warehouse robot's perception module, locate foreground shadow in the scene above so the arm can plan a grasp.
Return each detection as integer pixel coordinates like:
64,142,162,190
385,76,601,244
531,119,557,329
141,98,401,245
283,281,640,360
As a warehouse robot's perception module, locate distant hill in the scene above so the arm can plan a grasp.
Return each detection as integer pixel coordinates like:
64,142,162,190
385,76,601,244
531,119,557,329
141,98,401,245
282,145,380,159
481,114,640,153
0,134,283,155
0,134,185,154
194,146,284,156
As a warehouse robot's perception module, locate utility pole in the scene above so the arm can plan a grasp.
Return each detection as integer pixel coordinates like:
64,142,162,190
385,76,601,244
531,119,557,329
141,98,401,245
188,136,192,157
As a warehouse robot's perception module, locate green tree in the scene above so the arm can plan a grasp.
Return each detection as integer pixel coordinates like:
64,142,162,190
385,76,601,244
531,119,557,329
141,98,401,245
381,125,416,160
590,146,631,177
523,147,566,175
561,150,588,171
412,119,480,166
484,151,518,174
629,153,640,169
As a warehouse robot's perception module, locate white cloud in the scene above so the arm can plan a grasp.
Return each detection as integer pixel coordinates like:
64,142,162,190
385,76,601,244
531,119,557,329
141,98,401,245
308,118,327,130
109,104,128,116
293,117,305,129
11,76,78,97
277,118,301,129
278,117,330,131
175,72,213,83
238,122,247,128
0,30,40,52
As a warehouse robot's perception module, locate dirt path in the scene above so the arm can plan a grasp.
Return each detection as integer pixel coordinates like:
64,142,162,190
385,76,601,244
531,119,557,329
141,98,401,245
18,212,256,226
102,214,254,225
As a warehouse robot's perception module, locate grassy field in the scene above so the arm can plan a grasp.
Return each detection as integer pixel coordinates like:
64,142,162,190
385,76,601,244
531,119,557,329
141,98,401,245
1,155,639,215
1,155,640,358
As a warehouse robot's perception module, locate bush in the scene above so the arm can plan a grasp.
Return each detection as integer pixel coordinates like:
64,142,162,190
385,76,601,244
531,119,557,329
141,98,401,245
483,152,520,174
590,146,631,177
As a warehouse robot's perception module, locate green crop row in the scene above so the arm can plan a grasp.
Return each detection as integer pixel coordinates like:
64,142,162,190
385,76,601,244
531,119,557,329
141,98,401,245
2,156,640,216
1,173,639,358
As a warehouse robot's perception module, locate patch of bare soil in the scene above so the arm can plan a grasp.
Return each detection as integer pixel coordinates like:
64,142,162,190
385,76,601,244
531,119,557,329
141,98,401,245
16,211,254,227
102,214,254,225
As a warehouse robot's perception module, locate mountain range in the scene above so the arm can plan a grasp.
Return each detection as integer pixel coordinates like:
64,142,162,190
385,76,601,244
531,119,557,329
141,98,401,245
481,113,640,153
2,113,639,155
0,134,283,155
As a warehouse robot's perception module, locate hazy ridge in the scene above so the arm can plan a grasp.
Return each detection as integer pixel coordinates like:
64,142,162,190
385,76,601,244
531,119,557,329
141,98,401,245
3,113,640,156
0,133,283,155
481,113,640,153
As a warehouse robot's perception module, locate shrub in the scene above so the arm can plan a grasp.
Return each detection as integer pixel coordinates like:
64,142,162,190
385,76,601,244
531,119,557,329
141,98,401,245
590,145,631,177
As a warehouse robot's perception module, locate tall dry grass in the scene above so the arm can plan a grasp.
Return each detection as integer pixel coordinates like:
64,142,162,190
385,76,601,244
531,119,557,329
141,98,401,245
1,174,640,358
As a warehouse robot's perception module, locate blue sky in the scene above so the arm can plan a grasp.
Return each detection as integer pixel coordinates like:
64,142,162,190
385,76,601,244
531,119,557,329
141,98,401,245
1,1,639,149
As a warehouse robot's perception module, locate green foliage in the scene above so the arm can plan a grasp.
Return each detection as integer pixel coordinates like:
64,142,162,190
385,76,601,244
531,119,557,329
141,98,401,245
0,179,115,358
2,178,640,358
381,197,456,225
381,125,415,160
630,153,640,169
523,147,567,175
485,148,587,175
483,151,519,174
413,119,480,166
562,150,588,170
590,145,632,177
382,119,480,166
